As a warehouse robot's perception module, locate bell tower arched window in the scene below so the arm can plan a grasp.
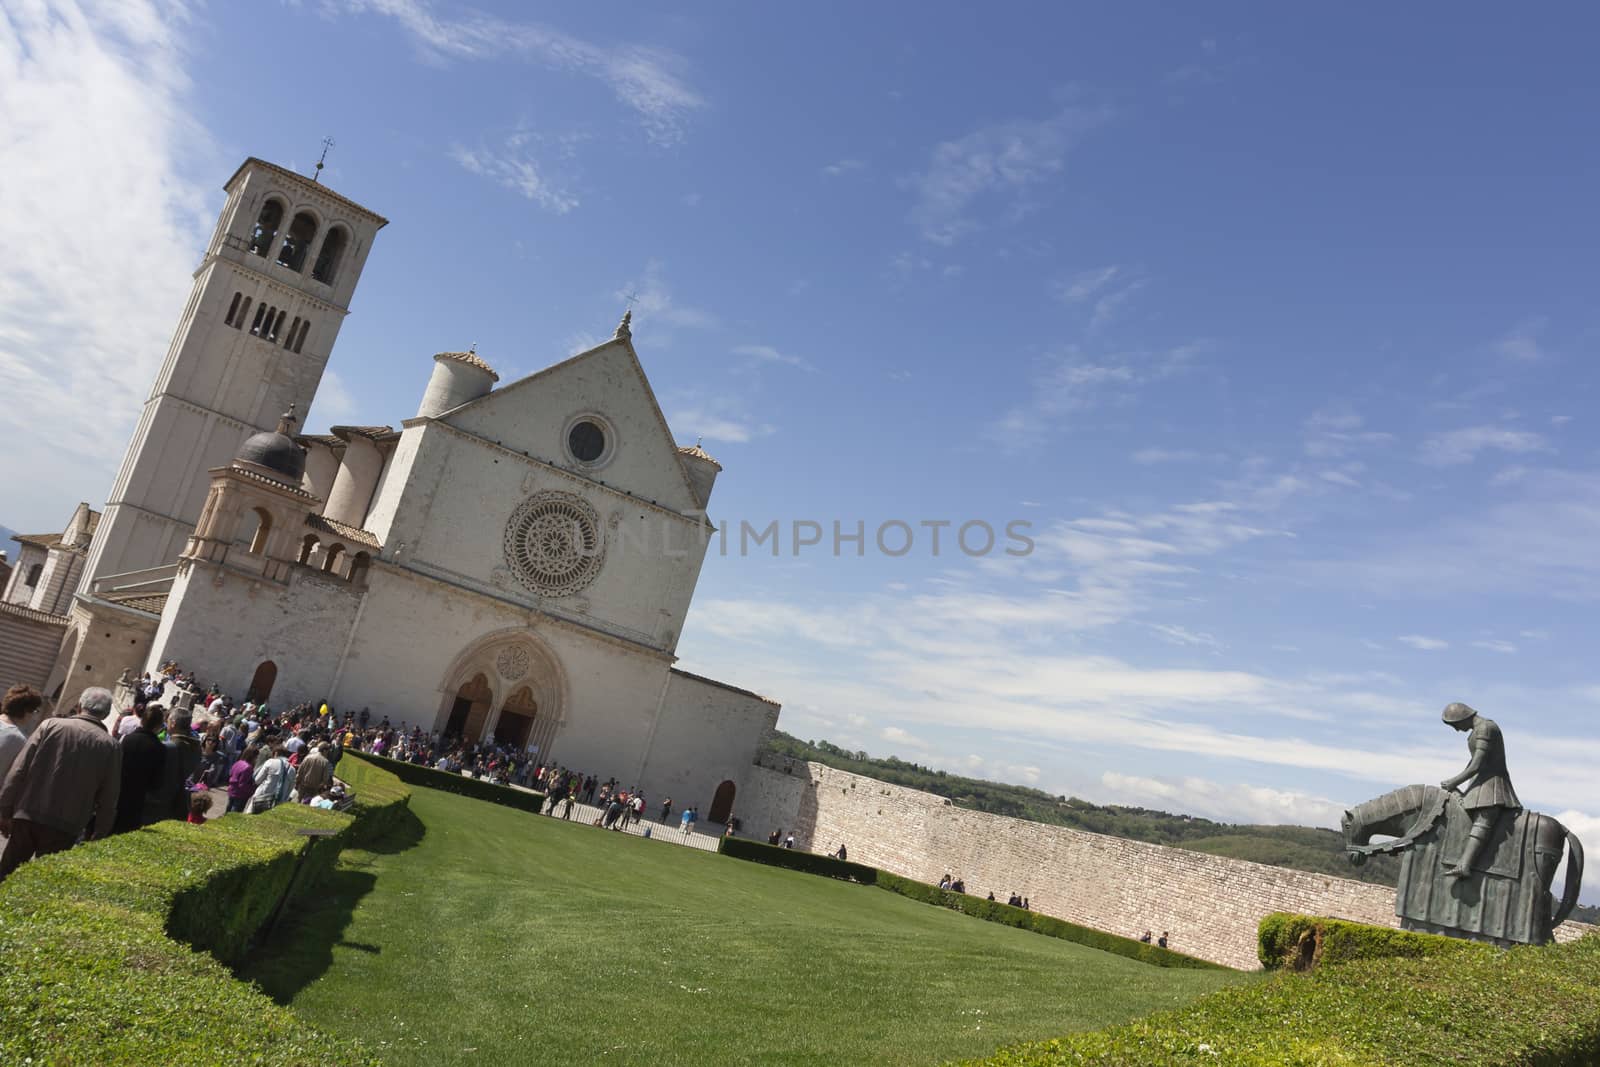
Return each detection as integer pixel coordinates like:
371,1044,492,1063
277,211,318,272
248,199,284,256
312,226,348,284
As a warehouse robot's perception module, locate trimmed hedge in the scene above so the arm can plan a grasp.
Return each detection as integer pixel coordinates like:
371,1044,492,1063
964,916,1600,1066
354,751,547,813
1258,910,1487,971
876,872,1226,971
718,835,880,882
0,755,411,1066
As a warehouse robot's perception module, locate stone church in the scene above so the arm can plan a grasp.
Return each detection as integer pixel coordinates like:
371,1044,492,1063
9,157,779,821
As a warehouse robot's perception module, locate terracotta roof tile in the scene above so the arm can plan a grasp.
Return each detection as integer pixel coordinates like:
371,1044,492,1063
305,513,380,548
105,592,169,616
435,350,500,382
676,443,723,470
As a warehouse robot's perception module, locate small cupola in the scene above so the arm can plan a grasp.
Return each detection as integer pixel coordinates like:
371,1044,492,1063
417,347,500,418
235,407,307,484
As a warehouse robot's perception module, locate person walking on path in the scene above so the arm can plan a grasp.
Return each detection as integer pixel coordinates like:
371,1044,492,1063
0,688,122,882
114,705,166,833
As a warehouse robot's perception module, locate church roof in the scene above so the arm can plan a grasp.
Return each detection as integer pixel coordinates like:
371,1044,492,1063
669,667,780,707
0,600,69,627
296,433,343,448
435,350,500,382
225,157,389,226
331,425,398,443
305,513,381,548
105,591,169,616
676,443,723,470
10,532,57,548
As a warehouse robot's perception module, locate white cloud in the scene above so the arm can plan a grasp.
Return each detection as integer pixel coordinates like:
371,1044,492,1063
451,136,579,214
1053,265,1122,304
663,390,774,445
0,0,216,531
821,158,865,177
1420,425,1551,466
616,261,718,336
1471,639,1517,654
1303,410,1392,459
1101,771,1348,828
345,0,702,144
732,344,815,372
1132,448,1223,465
990,342,1203,447
1151,623,1223,651
1494,317,1548,362
879,725,928,750
303,370,357,429
1397,635,1449,651
907,97,1110,245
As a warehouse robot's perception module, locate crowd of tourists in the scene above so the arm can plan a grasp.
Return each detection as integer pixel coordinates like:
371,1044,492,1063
0,669,360,882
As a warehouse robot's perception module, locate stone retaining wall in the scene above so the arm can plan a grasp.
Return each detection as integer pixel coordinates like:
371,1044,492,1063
738,759,1589,969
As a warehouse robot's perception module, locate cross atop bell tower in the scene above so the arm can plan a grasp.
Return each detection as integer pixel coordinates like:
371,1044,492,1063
78,157,388,592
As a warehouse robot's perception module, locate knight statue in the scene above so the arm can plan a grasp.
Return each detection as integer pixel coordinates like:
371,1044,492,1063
1342,702,1583,947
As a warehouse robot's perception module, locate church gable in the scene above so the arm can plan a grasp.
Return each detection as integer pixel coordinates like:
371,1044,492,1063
441,339,700,513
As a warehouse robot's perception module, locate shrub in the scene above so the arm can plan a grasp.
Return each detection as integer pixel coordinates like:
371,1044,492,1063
718,836,880,883
356,751,547,813
1258,911,1485,971
0,755,410,1065
964,918,1600,1066
875,871,1226,971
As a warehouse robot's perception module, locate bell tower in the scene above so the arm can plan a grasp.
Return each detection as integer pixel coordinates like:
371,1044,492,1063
78,157,387,590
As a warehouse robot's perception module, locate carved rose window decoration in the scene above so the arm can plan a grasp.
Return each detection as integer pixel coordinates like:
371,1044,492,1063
502,491,604,597
495,645,530,681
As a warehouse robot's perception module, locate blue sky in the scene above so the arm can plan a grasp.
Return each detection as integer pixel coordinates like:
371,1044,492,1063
3,2,1598,895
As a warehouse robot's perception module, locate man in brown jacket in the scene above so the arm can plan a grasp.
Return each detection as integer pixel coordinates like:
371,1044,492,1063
295,742,334,803
0,687,122,882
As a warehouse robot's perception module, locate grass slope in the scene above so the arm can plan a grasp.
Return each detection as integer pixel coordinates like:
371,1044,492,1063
243,786,1247,1066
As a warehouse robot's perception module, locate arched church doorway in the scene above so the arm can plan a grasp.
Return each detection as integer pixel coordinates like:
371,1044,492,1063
445,673,493,740
494,686,536,749
247,660,277,704
709,780,737,824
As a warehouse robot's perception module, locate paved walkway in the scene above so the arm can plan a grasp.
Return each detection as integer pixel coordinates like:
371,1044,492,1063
501,785,724,853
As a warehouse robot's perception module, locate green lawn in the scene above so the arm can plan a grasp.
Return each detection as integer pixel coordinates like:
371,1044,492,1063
242,786,1248,1066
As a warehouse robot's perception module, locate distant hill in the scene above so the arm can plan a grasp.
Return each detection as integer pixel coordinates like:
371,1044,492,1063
761,731,1403,889
0,524,21,568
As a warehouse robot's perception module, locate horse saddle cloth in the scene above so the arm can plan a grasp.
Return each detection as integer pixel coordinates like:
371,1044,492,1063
1445,802,1528,880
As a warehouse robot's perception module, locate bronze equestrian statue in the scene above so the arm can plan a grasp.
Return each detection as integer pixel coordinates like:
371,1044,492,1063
1341,703,1584,947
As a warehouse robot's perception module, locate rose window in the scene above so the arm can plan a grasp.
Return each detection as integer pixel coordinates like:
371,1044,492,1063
502,492,604,596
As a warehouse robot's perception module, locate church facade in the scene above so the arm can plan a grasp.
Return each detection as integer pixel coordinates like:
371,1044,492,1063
24,157,780,820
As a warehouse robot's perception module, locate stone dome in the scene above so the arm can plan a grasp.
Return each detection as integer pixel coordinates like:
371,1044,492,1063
236,428,306,482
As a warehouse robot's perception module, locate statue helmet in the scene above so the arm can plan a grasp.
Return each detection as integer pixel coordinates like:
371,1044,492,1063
1441,702,1477,724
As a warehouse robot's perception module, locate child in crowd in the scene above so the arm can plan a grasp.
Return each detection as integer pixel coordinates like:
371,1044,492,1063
186,790,210,825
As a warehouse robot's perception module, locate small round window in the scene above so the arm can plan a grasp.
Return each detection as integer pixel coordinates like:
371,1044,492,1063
567,419,607,463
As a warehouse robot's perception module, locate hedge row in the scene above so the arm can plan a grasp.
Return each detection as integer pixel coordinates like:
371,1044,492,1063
1258,910,1487,971
965,915,1600,1066
354,751,546,813
717,835,880,882
875,871,1226,971
714,839,1224,971
0,753,411,1066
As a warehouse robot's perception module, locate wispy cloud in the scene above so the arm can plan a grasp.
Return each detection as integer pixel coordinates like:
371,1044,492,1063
1397,634,1449,651
1052,265,1145,329
0,0,216,530
991,342,1205,447
1303,410,1392,458
1495,317,1549,362
342,0,703,144
821,158,865,177
732,344,816,372
662,389,774,445
1101,771,1347,828
616,261,718,337
451,133,579,213
1419,425,1552,466
907,96,1111,245
1131,448,1224,465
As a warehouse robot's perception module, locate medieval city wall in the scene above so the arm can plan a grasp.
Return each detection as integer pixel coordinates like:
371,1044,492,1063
741,760,1405,970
